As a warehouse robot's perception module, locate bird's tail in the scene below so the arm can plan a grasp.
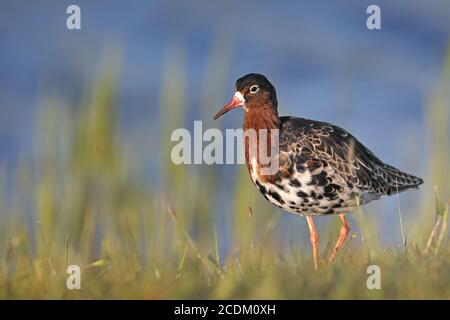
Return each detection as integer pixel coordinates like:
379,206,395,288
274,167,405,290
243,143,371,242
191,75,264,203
381,164,424,195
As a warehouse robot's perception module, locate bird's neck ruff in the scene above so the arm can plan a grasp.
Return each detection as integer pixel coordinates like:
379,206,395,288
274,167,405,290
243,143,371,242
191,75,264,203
243,103,280,131
243,104,280,180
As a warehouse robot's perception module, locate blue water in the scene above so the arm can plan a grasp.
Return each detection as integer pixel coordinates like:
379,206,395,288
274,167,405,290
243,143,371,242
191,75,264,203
1,0,449,249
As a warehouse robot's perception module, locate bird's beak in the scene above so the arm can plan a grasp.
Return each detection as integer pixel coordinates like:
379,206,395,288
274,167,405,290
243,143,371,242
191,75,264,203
214,92,245,120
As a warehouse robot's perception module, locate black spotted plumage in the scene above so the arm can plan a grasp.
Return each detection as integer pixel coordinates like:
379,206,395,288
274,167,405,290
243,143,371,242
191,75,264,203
260,116,423,215
280,117,423,204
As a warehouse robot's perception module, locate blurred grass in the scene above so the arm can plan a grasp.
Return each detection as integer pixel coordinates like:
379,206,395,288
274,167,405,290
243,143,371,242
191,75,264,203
0,44,449,299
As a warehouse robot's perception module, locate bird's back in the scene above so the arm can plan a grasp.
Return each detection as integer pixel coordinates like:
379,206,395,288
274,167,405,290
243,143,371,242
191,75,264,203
279,116,423,196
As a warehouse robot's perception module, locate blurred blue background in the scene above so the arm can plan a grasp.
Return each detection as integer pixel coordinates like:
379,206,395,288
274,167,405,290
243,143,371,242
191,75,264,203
1,0,449,249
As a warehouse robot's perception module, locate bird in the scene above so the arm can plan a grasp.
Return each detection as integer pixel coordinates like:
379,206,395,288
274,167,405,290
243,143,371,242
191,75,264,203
214,73,423,270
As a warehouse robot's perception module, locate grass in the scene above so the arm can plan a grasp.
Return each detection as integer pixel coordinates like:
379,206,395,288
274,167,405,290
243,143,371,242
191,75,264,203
0,46,449,300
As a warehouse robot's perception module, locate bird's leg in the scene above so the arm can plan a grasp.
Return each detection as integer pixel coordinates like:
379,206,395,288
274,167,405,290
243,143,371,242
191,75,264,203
306,215,319,271
328,213,350,263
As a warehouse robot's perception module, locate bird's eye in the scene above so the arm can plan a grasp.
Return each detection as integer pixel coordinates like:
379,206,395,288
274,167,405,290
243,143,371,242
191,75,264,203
249,85,259,93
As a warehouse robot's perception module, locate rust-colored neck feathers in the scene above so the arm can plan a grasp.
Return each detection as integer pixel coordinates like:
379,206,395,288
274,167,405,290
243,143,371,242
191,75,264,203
243,101,280,181
243,103,280,132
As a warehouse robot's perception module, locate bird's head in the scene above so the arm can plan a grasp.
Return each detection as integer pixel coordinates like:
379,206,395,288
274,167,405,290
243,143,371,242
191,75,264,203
214,73,278,120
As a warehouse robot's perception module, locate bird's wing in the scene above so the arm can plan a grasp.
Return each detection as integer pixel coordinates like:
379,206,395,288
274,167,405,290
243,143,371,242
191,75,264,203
279,116,423,196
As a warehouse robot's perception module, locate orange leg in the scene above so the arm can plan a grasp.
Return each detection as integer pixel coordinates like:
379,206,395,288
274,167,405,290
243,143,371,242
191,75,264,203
306,215,319,271
328,213,350,263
